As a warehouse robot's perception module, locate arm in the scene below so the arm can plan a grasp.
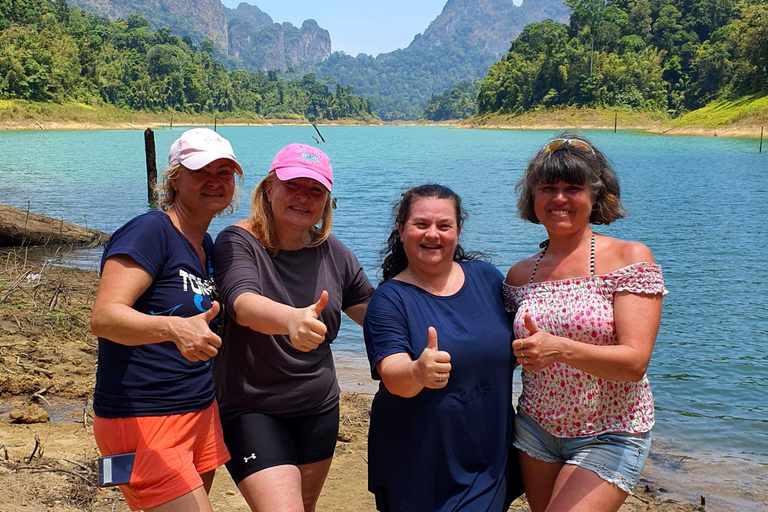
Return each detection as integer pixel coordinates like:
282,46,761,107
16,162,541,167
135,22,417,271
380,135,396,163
513,242,663,382
343,299,369,326
90,255,221,362
514,293,661,381
376,327,452,398
232,290,329,353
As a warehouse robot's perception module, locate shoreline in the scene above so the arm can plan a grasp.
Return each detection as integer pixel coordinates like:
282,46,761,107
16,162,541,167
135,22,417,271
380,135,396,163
1,255,766,511
1,110,765,139
1,118,762,139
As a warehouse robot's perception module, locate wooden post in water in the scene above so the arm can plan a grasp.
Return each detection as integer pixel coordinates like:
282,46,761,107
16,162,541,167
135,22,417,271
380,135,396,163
144,128,158,205
312,123,326,143
170,114,173,130
614,112,617,133
760,126,764,153
214,115,217,132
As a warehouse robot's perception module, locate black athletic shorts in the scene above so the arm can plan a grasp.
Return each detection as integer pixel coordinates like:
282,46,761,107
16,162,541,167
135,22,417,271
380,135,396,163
221,404,340,484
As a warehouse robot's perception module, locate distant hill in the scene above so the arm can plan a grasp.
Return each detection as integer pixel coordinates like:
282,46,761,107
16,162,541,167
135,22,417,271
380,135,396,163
226,3,331,71
66,0,569,120
68,0,331,70
299,0,570,119
411,0,569,55
68,0,230,49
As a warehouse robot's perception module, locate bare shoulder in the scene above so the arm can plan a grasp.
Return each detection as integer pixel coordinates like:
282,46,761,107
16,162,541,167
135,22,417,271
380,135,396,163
599,236,655,272
505,254,541,287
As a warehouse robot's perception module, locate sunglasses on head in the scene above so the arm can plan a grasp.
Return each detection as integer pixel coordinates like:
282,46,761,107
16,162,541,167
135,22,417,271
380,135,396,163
540,138,596,157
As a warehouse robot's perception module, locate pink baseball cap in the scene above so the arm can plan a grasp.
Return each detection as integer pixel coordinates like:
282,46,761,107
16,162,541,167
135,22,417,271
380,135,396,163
168,128,243,174
269,143,333,192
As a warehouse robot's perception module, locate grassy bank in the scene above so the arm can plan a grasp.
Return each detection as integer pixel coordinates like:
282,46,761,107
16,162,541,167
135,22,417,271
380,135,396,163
653,94,768,137
461,98,768,138
461,107,669,131
2,98,767,138
0,100,379,131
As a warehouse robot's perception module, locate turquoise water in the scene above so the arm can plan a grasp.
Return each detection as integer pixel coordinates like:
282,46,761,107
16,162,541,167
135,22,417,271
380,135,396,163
2,126,767,509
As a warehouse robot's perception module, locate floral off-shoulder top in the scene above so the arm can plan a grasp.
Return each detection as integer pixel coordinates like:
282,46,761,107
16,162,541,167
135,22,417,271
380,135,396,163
503,262,668,437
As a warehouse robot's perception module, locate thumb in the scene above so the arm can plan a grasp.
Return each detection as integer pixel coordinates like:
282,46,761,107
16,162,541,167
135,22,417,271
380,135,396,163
312,290,329,317
202,300,220,322
427,326,438,351
524,313,541,335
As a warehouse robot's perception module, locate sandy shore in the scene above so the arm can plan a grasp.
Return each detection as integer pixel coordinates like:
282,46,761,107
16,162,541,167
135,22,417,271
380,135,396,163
1,112,765,139
0,117,382,132
0,253,761,511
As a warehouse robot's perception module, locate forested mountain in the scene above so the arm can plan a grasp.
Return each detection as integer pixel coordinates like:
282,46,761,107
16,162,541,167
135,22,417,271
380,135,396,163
423,80,482,121
300,0,570,119
69,0,230,50
477,0,768,117
68,0,331,71
0,0,376,121
65,0,570,120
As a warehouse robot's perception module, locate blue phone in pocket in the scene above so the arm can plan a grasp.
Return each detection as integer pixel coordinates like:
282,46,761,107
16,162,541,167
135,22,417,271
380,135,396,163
98,453,135,487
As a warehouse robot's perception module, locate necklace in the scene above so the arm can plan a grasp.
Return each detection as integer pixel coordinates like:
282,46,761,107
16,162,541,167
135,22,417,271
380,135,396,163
406,264,454,296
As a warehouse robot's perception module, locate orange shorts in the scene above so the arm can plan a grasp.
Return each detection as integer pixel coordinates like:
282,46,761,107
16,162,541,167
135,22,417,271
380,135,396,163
93,400,230,511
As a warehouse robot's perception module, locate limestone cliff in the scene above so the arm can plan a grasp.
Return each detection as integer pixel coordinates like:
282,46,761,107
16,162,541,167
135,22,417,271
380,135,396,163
68,0,331,71
226,4,331,71
409,0,570,56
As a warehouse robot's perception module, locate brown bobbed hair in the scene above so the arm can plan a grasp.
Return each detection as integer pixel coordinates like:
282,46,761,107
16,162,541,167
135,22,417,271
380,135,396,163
247,172,333,257
516,132,625,225
156,163,243,216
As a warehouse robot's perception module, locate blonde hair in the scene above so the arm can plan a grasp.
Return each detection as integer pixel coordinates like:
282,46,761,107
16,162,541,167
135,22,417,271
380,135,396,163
247,172,333,256
156,163,243,216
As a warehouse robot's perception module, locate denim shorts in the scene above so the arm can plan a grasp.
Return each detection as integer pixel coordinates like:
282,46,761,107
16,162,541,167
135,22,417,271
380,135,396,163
513,409,651,494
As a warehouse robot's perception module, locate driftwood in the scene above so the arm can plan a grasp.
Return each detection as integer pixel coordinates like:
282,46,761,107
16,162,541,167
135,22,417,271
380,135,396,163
0,202,109,247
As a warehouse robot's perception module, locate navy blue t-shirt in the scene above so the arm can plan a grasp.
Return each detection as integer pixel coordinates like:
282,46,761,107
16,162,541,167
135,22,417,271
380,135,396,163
364,260,515,512
93,211,216,418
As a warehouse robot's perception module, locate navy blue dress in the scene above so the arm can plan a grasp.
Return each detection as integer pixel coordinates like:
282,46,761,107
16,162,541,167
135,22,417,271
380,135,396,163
364,260,517,512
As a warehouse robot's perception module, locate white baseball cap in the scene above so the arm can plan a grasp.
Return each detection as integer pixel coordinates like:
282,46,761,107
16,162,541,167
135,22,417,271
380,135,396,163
168,128,243,174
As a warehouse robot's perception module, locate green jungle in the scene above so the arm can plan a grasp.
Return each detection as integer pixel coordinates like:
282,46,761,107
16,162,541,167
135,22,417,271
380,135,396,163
425,0,768,124
0,0,377,123
1,0,767,127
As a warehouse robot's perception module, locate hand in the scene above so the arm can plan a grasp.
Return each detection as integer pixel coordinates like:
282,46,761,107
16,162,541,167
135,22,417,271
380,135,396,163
513,314,558,370
172,301,222,362
415,327,452,389
287,291,329,352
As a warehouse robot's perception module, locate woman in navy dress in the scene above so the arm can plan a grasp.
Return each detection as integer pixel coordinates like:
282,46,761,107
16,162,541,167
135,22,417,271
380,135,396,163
364,184,522,512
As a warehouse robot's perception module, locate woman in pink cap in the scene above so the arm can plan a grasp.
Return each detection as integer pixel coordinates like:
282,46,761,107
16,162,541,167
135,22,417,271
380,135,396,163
90,128,242,511
212,143,373,512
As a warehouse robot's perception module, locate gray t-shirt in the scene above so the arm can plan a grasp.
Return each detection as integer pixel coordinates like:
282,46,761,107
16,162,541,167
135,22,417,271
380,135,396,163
212,226,373,420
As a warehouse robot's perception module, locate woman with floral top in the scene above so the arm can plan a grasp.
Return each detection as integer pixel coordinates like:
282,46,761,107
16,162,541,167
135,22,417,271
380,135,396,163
504,132,667,512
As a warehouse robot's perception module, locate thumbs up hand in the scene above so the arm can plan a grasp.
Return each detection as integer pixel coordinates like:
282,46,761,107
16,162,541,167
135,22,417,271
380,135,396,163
172,301,222,362
416,326,452,389
513,313,555,370
288,291,329,352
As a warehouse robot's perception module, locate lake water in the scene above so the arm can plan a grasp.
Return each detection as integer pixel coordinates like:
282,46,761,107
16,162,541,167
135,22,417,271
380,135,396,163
2,126,767,510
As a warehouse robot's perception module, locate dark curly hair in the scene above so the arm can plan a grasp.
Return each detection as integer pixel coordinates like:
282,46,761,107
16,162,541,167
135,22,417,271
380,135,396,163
516,131,626,225
380,184,484,283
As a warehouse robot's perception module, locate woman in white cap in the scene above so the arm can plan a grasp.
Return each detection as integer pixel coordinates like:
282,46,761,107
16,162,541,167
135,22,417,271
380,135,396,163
91,128,242,512
212,143,373,512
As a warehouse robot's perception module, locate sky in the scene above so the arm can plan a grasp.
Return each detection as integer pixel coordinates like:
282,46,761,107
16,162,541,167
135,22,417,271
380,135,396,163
220,0,522,56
